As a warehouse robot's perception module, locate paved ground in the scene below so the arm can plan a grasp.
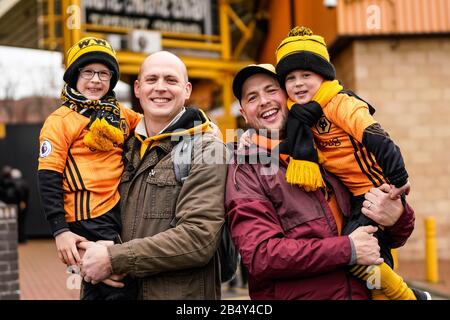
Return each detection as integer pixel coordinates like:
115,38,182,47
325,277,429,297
18,239,250,300
17,239,449,300
18,239,79,300
395,260,450,299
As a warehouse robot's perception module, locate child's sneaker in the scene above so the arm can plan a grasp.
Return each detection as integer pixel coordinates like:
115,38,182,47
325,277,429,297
412,288,432,300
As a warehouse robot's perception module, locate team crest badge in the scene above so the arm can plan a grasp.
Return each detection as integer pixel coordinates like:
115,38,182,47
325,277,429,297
39,140,52,158
315,116,332,134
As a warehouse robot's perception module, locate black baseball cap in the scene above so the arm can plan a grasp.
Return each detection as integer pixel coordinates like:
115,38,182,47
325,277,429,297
232,64,278,101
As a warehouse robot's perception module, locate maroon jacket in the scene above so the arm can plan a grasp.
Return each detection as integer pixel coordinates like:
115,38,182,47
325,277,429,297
225,146,415,300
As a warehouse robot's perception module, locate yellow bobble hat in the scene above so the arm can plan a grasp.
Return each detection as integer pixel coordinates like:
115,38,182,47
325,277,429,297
63,37,120,91
275,26,336,84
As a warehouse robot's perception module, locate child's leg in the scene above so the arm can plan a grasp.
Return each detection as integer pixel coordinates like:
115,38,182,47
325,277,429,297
371,289,389,300
81,281,100,300
98,276,138,300
80,277,138,300
70,203,135,300
350,263,416,300
343,195,380,236
344,196,416,300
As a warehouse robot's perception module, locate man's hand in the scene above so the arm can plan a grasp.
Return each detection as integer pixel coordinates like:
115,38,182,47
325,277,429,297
362,184,403,227
348,225,383,266
96,240,114,247
78,241,112,283
102,274,126,288
55,231,87,265
238,130,253,150
389,181,411,200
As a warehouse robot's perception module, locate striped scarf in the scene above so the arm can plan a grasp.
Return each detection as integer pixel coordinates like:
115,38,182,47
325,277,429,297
282,80,343,191
61,84,123,151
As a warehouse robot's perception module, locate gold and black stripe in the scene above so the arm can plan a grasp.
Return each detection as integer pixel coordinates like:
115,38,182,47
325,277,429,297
350,265,368,278
63,172,74,192
349,136,384,187
65,157,80,220
66,150,91,220
363,147,384,178
357,142,385,186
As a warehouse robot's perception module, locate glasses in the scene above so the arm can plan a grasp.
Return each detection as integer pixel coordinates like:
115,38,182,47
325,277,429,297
79,68,113,81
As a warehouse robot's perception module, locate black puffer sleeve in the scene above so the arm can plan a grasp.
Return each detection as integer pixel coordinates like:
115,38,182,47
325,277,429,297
38,169,69,236
362,123,408,188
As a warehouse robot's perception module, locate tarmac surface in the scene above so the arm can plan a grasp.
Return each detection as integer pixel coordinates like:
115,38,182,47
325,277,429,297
17,239,450,300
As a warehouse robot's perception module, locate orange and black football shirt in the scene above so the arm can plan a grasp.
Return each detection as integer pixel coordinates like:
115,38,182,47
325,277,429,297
38,105,141,222
312,93,385,196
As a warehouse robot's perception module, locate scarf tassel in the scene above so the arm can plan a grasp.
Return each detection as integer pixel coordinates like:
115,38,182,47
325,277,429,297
286,158,325,192
83,118,124,151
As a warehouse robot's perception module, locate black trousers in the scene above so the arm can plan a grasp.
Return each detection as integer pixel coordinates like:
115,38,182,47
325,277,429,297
81,276,138,300
341,195,394,268
69,203,138,300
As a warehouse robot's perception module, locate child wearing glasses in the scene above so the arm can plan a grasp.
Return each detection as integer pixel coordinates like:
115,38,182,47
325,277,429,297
38,37,141,299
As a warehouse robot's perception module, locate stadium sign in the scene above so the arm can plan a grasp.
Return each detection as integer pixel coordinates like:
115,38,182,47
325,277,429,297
83,0,217,35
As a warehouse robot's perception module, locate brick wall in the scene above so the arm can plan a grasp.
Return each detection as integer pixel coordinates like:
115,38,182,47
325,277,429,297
333,44,356,90
0,204,19,300
333,37,450,260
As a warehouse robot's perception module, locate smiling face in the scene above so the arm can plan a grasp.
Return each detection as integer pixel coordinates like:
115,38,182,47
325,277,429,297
76,63,111,100
284,70,323,105
134,51,192,128
240,73,288,134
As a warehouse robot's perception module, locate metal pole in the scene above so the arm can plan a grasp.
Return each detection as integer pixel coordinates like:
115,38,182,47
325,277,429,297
61,0,81,63
219,0,231,60
424,217,439,283
218,0,235,135
220,73,236,139
290,0,296,29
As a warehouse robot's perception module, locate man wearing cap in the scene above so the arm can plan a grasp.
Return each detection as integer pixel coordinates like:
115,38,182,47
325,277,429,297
79,51,228,299
225,63,415,299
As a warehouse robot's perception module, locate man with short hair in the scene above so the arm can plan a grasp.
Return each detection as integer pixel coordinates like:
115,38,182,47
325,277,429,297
225,64,415,300
80,51,228,299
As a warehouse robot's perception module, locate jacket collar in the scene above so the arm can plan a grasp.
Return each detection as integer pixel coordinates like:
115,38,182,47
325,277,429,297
135,107,210,159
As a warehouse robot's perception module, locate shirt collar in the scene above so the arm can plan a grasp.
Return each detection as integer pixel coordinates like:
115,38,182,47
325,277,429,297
135,107,187,139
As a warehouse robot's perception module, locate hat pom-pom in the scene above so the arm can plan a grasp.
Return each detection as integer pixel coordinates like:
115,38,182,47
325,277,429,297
288,26,313,37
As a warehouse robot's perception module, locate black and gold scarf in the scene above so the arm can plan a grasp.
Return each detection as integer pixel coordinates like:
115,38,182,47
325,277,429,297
61,84,123,151
281,80,343,191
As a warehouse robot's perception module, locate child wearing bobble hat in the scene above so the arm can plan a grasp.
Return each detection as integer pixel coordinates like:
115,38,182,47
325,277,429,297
275,26,430,300
38,37,141,299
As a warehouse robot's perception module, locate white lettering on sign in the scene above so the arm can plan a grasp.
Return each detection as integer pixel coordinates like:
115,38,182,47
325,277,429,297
171,0,206,21
152,20,201,34
89,13,150,29
86,0,207,20
125,0,170,17
84,0,107,10
84,0,211,34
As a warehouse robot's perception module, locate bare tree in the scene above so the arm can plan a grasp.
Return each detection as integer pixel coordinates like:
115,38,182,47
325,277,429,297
0,62,19,122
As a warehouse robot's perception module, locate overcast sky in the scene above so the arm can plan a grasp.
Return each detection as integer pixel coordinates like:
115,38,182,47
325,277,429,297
0,45,130,101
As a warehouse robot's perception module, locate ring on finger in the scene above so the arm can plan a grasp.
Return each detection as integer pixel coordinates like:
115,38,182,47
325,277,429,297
367,202,372,209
